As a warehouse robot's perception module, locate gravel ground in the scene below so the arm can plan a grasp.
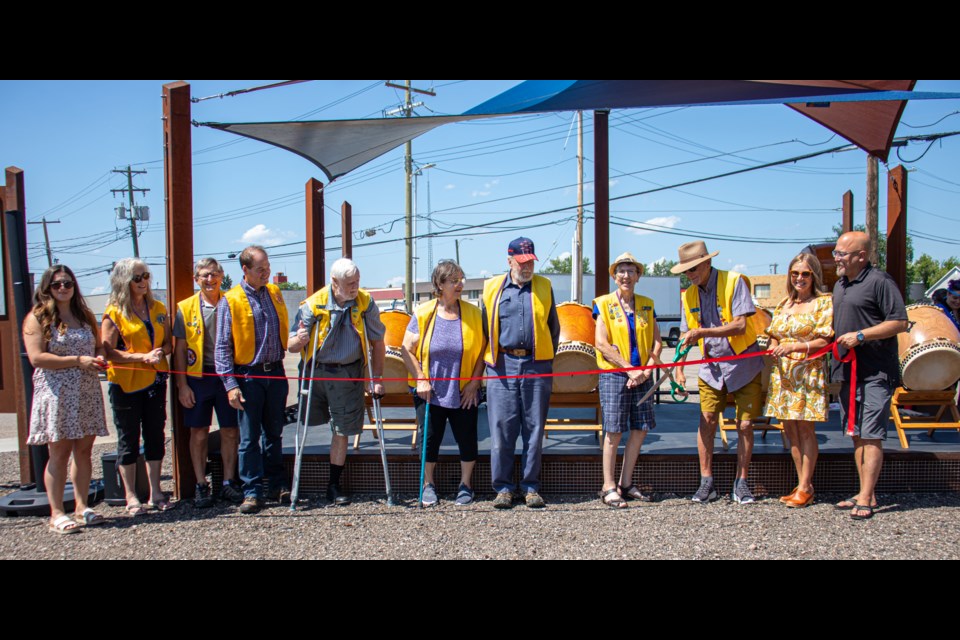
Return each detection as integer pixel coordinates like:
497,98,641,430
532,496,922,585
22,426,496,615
2,442,959,560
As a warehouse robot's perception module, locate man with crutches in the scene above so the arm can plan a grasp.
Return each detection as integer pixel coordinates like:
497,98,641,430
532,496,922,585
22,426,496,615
287,258,387,506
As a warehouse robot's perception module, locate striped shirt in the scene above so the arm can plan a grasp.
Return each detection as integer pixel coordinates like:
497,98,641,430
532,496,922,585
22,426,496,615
215,279,285,391
292,291,386,365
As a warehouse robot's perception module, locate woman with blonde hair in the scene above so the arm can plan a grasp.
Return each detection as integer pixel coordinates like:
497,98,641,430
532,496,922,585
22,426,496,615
763,253,834,508
102,258,173,514
23,265,109,533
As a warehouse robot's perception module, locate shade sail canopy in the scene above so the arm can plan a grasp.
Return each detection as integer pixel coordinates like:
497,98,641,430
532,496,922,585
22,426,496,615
205,80,941,180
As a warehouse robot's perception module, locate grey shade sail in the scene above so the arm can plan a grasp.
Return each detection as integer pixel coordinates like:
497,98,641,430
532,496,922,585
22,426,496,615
205,114,493,181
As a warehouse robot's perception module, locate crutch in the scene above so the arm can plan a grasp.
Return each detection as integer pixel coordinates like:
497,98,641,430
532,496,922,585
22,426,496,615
418,402,430,508
290,321,321,511
362,319,398,506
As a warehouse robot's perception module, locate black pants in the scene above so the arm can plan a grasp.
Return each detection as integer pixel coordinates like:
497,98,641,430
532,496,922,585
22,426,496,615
109,380,167,465
413,395,478,463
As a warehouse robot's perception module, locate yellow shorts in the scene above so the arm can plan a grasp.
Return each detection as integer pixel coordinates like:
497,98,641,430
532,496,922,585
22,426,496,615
698,373,762,422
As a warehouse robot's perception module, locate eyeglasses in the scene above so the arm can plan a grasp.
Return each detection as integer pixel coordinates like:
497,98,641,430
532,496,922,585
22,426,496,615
616,269,638,277
684,265,700,275
790,270,812,279
50,280,75,291
831,249,861,259
196,272,220,280
131,272,151,283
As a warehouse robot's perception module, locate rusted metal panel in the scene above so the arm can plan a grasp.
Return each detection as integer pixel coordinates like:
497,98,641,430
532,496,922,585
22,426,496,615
305,179,324,293
163,81,195,499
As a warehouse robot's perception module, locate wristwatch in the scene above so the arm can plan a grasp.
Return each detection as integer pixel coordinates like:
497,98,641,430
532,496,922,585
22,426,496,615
856,331,865,343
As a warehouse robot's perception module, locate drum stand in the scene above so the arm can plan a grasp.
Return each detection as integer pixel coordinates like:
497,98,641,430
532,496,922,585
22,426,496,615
719,393,786,451
889,387,960,449
353,394,420,450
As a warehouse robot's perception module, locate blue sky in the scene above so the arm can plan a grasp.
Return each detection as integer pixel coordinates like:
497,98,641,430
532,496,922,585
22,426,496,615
2,79,959,296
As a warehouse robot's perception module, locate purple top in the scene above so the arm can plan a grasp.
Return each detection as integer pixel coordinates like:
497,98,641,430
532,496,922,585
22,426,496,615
406,314,463,409
679,268,762,392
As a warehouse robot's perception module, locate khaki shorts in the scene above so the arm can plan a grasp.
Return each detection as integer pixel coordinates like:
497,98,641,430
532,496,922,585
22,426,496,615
698,373,763,422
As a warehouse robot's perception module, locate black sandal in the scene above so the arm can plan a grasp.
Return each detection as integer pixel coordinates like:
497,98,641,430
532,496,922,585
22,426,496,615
619,484,653,502
600,487,627,509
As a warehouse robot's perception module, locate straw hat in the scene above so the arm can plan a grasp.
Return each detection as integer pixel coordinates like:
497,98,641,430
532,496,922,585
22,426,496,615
609,252,645,278
669,241,719,275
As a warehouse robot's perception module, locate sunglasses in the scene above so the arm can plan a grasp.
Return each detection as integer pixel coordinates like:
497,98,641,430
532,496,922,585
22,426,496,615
831,249,861,259
790,270,812,279
50,280,75,291
131,272,151,284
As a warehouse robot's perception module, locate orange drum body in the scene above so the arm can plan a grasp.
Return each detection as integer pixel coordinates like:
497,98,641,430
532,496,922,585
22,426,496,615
554,302,598,393
381,309,412,395
897,303,960,390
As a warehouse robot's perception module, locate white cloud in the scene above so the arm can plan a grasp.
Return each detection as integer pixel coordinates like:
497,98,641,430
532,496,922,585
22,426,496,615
609,179,619,188
385,275,404,289
558,251,571,260
479,269,491,277
238,224,295,247
90,286,106,295
626,216,681,236
445,184,456,190
733,263,748,273
484,179,500,189
471,190,491,198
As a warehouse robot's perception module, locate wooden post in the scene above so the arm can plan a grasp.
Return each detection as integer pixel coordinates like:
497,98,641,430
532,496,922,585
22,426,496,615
593,110,610,298
2,167,32,485
163,81,196,499
887,164,908,298
305,179,325,292
842,190,853,234
342,201,352,259
866,155,879,264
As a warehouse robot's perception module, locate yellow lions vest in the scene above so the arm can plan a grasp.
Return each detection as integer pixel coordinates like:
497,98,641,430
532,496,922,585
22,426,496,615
682,270,757,355
176,292,221,377
223,283,289,366
482,273,554,366
299,287,372,365
105,299,170,393
409,298,484,391
593,292,655,369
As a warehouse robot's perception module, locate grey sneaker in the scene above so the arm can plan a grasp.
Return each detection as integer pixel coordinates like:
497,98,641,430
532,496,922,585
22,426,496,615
493,491,514,509
524,491,546,509
220,481,244,505
691,478,718,503
454,484,474,506
194,483,214,509
421,483,438,507
732,479,755,505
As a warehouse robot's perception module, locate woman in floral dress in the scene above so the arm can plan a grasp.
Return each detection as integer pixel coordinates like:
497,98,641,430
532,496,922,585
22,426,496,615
763,253,834,508
24,265,109,533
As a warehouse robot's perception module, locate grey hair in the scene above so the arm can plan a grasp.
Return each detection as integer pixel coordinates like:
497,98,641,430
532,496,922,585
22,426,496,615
108,258,154,320
330,258,359,281
431,260,464,297
194,257,224,277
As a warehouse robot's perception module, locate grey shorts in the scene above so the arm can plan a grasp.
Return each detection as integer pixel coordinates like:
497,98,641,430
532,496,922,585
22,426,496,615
839,377,893,441
301,360,366,437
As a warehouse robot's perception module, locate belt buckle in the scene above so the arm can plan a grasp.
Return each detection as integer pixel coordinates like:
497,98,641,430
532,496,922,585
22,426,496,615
262,361,275,372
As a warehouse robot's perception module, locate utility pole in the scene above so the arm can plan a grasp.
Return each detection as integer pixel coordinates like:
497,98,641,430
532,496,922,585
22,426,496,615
572,111,584,303
27,217,60,266
385,81,435,311
111,165,149,258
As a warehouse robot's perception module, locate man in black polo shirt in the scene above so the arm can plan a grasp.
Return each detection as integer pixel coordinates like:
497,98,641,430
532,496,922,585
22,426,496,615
832,231,908,520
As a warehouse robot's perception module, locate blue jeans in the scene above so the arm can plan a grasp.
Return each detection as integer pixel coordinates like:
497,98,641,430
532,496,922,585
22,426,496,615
236,366,289,499
486,354,552,494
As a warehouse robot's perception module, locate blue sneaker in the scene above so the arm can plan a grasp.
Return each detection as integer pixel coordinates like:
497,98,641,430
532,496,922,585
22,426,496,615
421,483,438,507
454,484,474,506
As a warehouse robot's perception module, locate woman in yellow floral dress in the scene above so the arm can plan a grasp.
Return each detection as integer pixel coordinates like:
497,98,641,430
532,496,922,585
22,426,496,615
764,253,834,508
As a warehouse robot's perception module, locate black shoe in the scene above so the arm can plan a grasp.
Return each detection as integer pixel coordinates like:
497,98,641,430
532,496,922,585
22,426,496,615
239,497,264,514
194,483,214,509
220,481,244,505
326,484,351,506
